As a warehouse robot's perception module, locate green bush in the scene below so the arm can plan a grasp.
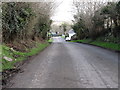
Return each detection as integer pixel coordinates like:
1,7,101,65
2,2,34,42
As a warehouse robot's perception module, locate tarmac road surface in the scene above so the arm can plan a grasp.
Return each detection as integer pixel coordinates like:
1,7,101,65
9,36,118,88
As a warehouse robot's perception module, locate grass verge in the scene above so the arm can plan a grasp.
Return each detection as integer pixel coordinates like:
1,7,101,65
61,35,65,39
70,39,120,51
0,42,49,72
48,38,53,43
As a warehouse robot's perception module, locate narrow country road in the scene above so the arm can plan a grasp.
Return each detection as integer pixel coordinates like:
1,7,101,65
9,37,118,88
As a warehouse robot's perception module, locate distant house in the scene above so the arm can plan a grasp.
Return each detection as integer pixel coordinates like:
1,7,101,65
68,29,76,39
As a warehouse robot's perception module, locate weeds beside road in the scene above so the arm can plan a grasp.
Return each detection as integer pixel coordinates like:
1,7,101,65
1,42,49,71
1,41,49,86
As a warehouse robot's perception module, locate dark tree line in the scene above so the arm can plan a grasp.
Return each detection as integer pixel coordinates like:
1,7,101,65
72,1,120,43
2,2,55,43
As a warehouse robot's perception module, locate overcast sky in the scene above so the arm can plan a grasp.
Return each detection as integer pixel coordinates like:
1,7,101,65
51,0,74,24
51,0,118,25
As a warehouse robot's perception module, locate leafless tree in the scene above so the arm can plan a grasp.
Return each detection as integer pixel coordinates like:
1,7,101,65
73,0,106,37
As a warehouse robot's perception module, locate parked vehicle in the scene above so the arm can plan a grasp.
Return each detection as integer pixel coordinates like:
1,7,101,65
65,37,71,41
